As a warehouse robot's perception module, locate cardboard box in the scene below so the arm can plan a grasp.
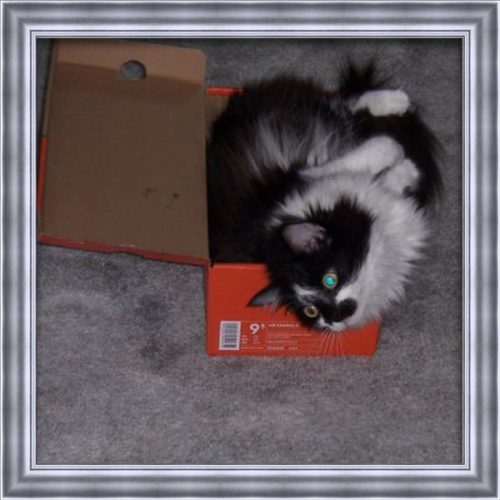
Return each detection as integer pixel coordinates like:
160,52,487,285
38,39,380,356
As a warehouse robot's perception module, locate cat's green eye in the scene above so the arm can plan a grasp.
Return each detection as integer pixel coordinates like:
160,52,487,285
303,305,319,318
322,271,339,290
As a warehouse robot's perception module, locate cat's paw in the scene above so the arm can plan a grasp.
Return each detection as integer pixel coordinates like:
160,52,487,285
352,90,410,116
378,158,420,195
306,146,330,167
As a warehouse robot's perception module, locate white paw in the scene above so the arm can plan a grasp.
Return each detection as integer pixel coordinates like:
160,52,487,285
366,136,405,169
352,90,410,116
306,147,330,167
379,158,420,194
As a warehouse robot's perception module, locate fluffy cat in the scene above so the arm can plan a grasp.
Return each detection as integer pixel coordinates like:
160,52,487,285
206,63,442,332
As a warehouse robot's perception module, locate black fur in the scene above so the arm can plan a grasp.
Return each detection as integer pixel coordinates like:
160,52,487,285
207,76,358,262
337,58,388,96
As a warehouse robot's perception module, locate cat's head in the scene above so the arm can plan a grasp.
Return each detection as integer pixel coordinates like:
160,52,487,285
249,174,429,331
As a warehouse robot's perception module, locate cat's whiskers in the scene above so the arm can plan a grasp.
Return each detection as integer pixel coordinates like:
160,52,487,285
337,332,346,357
323,329,335,355
331,331,338,356
319,330,330,355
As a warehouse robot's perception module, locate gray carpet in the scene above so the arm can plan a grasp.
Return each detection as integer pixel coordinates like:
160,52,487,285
36,38,463,465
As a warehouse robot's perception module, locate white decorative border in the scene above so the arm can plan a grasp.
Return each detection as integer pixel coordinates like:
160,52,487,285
1,1,498,498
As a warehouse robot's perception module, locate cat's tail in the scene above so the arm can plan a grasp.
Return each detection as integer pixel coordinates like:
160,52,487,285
336,57,389,97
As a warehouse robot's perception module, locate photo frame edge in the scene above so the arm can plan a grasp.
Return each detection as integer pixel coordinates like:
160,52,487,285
1,1,497,498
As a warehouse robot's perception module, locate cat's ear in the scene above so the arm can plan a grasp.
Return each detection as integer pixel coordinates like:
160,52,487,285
248,285,282,307
281,222,329,254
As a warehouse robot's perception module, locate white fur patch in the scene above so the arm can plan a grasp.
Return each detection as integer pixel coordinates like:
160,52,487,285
352,90,410,116
303,136,404,179
252,116,334,174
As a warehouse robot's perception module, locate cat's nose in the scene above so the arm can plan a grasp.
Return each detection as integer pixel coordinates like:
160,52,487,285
332,299,357,322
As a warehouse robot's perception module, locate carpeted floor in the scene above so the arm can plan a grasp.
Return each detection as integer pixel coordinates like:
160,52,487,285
36,38,463,465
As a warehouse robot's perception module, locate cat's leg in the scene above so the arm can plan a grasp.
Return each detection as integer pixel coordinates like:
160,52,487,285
351,89,410,116
305,90,410,170
302,135,404,179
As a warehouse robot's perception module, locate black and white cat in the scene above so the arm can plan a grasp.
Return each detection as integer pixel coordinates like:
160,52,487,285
206,63,441,332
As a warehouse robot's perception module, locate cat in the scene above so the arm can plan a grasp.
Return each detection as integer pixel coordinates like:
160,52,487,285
206,62,442,332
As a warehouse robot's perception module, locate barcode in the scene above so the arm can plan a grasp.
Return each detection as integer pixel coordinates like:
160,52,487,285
219,321,241,350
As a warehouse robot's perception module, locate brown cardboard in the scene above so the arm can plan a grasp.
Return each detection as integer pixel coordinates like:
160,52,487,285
40,40,208,261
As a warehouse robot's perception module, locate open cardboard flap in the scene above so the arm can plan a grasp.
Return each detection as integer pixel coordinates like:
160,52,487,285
39,39,209,264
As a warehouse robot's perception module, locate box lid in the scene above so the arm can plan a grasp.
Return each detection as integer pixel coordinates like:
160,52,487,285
39,39,209,264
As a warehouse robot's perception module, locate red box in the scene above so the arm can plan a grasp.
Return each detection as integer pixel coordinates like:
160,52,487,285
38,40,380,357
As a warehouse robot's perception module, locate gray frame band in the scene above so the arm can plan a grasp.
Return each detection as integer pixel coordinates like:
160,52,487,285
1,1,498,498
